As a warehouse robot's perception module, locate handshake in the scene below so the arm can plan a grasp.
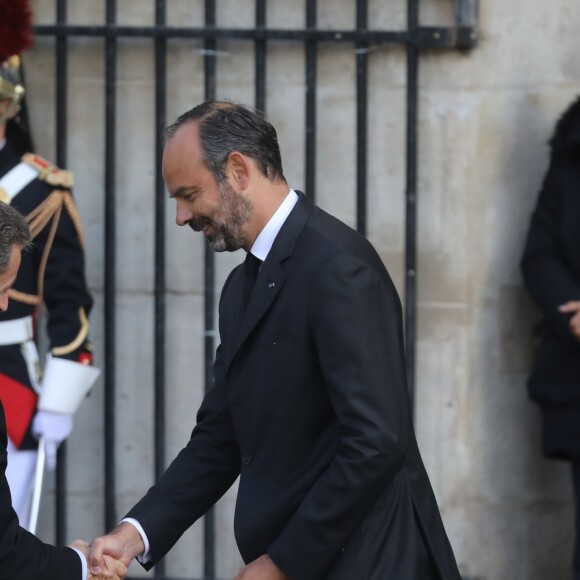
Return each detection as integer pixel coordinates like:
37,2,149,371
68,523,145,580
69,540,127,580
66,523,289,580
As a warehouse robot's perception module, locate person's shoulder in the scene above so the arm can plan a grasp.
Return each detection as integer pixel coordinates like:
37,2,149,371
22,153,74,190
308,205,372,252
0,152,75,210
305,204,393,278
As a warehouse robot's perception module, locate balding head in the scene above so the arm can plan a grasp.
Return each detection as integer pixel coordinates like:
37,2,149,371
164,100,286,186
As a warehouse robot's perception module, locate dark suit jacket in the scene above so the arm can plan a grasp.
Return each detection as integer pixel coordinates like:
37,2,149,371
128,193,461,579
0,402,82,579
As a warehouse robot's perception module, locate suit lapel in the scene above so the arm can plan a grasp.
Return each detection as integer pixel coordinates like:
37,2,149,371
224,192,313,371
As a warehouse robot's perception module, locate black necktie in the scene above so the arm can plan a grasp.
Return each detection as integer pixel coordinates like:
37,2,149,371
243,252,262,309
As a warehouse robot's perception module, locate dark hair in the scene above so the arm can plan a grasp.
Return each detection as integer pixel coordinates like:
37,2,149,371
165,100,286,185
0,202,31,272
549,95,580,152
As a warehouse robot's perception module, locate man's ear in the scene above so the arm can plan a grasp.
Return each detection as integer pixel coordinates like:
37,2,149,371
227,151,250,189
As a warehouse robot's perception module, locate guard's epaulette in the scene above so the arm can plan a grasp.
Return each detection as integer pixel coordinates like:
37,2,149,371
22,153,75,189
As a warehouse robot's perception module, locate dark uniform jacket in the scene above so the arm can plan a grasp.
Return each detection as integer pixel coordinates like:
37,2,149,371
0,401,82,579
127,194,461,579
521,97,580,459
0,141,93,449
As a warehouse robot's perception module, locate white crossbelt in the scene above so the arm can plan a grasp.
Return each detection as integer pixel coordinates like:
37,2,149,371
0,162,39,202
0,316,34,345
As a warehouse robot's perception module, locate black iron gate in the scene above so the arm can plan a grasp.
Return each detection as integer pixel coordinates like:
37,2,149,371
33,1,478,578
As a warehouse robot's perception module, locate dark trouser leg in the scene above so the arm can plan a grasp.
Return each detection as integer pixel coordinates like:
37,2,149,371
572,462,580,580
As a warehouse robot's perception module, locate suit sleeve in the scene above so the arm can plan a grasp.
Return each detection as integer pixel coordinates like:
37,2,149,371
0,407,82,580
125,342,241,569
520,155,580,337
268,254,412,579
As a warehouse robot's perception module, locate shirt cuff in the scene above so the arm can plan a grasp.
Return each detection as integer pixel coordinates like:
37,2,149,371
120,517,151,564
70,547,88,580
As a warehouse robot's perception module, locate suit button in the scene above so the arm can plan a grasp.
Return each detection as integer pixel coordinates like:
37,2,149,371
242,454,253,465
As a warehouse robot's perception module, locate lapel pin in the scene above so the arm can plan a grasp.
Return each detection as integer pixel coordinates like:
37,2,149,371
268,282,276,288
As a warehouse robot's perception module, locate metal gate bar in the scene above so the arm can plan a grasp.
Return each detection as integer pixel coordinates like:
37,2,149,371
406,0,420,416
33,1,478,577
255,0,267,113
103,0,119,544
153,1,168,576
35,24,470,45
203,1,217,577
355,0,368,235
305,0,317,202
54,0,69,548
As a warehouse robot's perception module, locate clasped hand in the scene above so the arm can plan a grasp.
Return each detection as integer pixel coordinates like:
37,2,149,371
69,540,128,580
79,526,288,580
82,522,144,579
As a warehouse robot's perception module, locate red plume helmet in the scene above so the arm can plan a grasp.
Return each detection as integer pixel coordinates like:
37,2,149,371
0,0,34,123
0,0,34,62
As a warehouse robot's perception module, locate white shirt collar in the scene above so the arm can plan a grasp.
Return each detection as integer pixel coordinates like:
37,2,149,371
0,139,6,151
249,189,299,262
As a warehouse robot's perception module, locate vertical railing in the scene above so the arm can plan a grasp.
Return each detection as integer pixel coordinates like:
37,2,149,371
405,0,420,407
153,3,168,576
305,0,317,201
255,0,267,113
104,0,118,533
355,0,368,236
54,0,69,546
203,3,217,576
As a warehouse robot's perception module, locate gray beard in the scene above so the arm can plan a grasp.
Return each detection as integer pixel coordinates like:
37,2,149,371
206,181,252,253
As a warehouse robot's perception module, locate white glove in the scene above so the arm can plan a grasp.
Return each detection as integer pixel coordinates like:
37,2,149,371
32,411,74,470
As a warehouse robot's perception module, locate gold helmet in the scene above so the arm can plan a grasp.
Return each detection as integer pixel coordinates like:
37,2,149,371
0,0,33,124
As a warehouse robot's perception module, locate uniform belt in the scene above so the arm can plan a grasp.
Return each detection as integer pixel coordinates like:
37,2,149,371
0,316,34,346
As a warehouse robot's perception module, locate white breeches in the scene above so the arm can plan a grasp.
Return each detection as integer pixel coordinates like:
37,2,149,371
6,437,37,530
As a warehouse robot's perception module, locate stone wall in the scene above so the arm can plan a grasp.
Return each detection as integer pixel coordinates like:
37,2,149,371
24,0,580,578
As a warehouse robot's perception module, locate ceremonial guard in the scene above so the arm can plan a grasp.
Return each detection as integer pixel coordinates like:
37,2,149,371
0,0,99,530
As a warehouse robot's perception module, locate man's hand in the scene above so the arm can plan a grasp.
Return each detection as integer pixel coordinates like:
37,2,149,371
559,301,580,341
233,554,289,580
69,540,128,580
88,523,145,576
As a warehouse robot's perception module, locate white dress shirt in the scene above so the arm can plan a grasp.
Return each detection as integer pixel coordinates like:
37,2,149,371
249,188,299,261
70,547,88,579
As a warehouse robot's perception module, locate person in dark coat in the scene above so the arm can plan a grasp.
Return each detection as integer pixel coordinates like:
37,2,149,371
0,202,126,580
0,0,99,530
87,101,461,580
521,95,580,580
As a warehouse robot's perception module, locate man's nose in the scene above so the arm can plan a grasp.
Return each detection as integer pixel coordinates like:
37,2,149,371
175,205,191,227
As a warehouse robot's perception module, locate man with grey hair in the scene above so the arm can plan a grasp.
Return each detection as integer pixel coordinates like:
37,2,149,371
0,201,127,580
0,202,30,312
0,0,99,529
89,100,461,580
